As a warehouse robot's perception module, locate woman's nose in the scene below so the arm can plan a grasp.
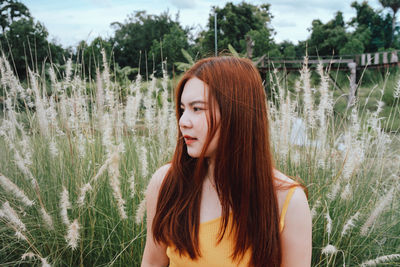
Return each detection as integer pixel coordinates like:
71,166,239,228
179,111,192,128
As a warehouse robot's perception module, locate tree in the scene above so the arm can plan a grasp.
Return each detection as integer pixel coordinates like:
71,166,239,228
149,23,190,74
111,10,189,76
379,0,400,46
0,2,66,80
0,0,30,33
306,12,348,56
350,1,392,51
198,2,275,58
76,37,113,79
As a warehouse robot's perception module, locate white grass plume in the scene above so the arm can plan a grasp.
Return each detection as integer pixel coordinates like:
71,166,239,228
66,219,80,250
29,69,49,138
321,244,338,255
325,210,332,238
360,253,400,266
0,201,26,231
21,251,52,267
327,180,340,201
40,206,54,230
77,183,92,207
340,182,352,200
135,197,147,224
341,211,360,237
0,173,34,207
361,187,395,236
60,187,71,226
108,151,127,220
92,156,113,183
129,171,136,198
311,200,321,219
140,141,149,179
15,230,27,241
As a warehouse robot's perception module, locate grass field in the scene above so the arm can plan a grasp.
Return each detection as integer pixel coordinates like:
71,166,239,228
0,52,399,266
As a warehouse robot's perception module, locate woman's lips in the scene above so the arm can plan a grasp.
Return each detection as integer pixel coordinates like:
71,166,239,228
184,136,197,145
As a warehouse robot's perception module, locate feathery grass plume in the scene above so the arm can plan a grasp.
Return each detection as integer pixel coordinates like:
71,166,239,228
325,210,332,238
125,74,142,130
129,171,136,198
18,135,33,166
144,72,157,129
360,254,400,266
316,63,333,128
340,182,352,200
394,75,400,98
327,180,340,201
299,56,315,128
341,109,364,181
102,112,113,156
48,65,61,93
77,183,92,207
101,49,111,94
40,257,51,267
66,219,80,250
15,230,27,241
321,244,338,255
0,201,26,231
108,151,127,220
361,187,395,235
21,251,52,267
29,69,50,138
0,53,24,98
311,200,321,219
60,187,71,226
40,206,54,230
47,95,63,137
92,156,113,183
0,174,34,206
13,147,37,186
64,58,73,85
277,95,292,159
21,252,36,260
49,139,58,158
95,69,105,125
135,197,147,224
140,140,149,179
341,211,360,237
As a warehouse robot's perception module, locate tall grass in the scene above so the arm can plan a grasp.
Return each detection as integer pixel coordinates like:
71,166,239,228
0,51,399,266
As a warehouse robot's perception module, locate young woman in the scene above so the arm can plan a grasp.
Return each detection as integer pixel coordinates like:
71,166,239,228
141,57,312,267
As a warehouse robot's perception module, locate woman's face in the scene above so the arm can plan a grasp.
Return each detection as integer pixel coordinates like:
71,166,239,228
179,77,220,159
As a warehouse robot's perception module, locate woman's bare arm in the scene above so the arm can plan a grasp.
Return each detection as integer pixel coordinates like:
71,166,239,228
141,164,171,267
280,188,312,267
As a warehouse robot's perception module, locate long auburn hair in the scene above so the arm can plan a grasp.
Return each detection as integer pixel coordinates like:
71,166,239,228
152,56,282,266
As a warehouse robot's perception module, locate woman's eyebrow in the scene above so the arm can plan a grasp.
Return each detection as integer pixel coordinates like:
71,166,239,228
180,100,208,107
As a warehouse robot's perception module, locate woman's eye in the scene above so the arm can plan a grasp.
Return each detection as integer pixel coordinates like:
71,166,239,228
194,107,205,112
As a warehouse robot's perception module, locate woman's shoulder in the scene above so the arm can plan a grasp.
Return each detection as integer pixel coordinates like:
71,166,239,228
146,163,171,199
273,169,308,213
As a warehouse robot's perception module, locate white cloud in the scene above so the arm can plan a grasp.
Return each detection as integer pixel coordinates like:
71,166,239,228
21,0,384,47
169,0,197,9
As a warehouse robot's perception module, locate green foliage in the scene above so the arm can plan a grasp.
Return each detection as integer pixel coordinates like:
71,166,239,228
350,1,393,51
149,23,190,74
0,1,66,80
198,2,274,57
111,10,189,76
76,37,113,79
307,12,348,56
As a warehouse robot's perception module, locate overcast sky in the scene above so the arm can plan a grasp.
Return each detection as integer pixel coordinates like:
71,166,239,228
21,0,383,48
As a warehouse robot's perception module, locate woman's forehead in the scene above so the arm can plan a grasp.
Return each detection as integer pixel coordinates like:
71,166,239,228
180,77,209,104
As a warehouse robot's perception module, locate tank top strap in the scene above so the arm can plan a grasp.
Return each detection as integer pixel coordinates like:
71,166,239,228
279,186,297,233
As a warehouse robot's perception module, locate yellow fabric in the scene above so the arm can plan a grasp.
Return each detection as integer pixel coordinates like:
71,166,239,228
166,186,297,267
279,186,297,233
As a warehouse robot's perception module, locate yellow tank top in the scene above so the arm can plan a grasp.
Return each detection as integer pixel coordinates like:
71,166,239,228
166,187,297,267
